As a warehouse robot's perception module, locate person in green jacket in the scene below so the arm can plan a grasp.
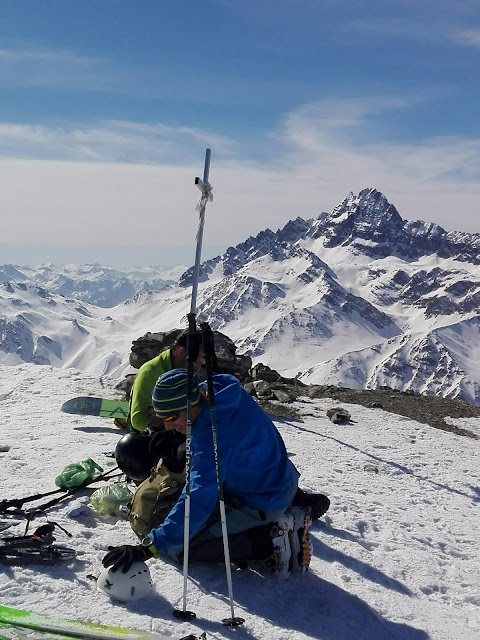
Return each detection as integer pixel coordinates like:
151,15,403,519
129,330,204,433
115,330,204,481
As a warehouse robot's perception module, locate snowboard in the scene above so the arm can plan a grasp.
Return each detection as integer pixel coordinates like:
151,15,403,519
0,604,190,640
61,397,129,420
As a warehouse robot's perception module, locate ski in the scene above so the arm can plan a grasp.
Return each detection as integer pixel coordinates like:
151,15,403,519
61,397,129,420
0,604,201,640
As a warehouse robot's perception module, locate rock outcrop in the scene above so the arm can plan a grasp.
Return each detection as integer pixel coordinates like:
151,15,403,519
117,329,480,440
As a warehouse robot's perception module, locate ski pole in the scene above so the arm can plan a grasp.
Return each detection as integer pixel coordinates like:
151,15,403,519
0,487,66,514
174,312,197,622
174,148,213,622
200,322,244,627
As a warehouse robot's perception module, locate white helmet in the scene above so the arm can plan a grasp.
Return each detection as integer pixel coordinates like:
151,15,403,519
97,561,154,602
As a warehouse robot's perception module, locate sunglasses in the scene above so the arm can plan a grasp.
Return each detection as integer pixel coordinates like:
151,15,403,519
163,414,179,423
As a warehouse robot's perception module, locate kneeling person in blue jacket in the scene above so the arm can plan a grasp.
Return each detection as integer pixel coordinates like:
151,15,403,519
103,369,322,578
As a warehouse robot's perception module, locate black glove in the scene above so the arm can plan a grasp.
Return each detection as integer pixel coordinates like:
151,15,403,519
102,543,153,573
149,429,175,456
149,430,186,473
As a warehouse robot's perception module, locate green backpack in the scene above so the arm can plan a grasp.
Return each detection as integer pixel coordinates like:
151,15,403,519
128,458,185,538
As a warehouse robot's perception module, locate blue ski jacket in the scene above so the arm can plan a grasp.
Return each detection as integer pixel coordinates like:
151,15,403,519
148,374,299,557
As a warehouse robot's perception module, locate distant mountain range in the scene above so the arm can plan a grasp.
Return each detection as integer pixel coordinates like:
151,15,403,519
0,263,186,308
1,188,479,404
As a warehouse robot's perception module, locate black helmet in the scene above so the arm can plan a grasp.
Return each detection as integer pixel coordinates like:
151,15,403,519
115,432,156,482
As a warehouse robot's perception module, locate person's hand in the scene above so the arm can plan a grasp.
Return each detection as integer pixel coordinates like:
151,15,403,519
102,544,153,573
149,431,186,472
148,430,176,457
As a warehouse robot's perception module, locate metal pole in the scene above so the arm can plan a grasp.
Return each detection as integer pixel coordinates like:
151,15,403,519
174,149,213,622
190,148,212,315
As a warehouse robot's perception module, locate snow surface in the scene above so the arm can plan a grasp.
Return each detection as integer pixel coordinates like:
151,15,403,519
1,363,479,639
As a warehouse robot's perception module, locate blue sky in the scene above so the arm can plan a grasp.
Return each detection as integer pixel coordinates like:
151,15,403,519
1,0,479,266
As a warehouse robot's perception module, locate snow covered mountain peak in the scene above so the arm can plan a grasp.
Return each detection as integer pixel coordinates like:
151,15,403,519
309,188,411,259
308,188,480,266
331,188,402,224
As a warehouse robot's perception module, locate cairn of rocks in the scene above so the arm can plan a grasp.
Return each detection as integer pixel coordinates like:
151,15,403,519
116,328,252,397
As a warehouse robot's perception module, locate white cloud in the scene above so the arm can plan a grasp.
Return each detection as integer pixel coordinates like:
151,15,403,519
278,96,413,147
451,27,480,47
340,17,436,42
336,14,480,50
0,43,116,91
0,42,296,105
0,121,233,163
0,46,98,65
275,97,480,231
279,98,480,184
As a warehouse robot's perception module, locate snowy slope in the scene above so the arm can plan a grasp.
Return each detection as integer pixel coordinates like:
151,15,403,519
0,364,479,639
0,282,134,376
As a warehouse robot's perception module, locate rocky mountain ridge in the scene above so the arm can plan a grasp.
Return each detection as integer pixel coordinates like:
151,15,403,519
1,188,479,405
308,188,480,263
180,188,480,287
